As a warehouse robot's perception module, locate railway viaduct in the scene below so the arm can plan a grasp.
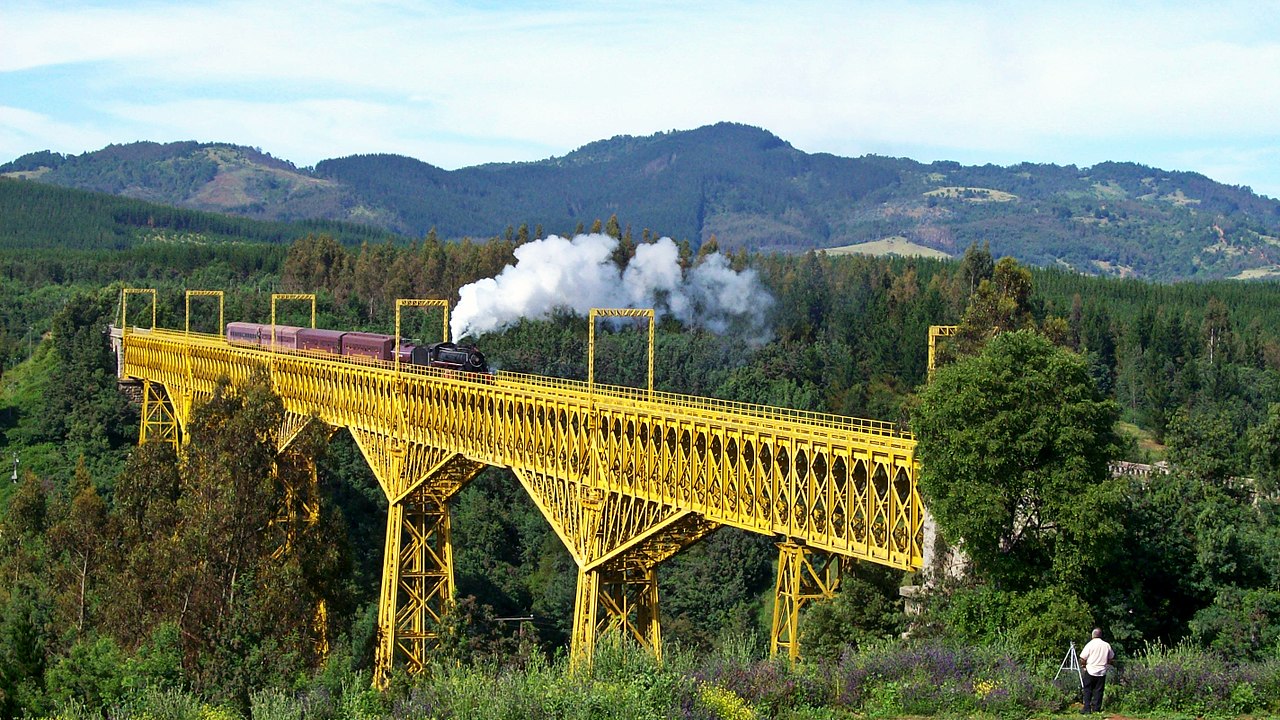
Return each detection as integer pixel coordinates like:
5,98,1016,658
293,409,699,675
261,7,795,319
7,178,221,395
111,289,924,686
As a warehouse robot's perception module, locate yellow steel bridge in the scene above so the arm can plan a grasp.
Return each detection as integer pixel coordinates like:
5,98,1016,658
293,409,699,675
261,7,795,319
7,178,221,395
112,290,922,686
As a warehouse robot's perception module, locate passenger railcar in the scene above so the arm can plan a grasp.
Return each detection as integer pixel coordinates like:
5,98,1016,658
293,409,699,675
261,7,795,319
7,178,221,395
225,323,489,375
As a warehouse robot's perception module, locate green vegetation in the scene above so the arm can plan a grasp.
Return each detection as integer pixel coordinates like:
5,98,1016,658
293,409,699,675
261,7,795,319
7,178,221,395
1,200,1280,716
915,330,1126,596
8,123,1280,279
0,176,397,252
25,637,1280,718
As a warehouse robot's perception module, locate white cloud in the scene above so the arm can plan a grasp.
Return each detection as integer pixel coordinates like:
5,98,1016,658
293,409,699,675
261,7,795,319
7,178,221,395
0,106,114,159
1,0,1278,196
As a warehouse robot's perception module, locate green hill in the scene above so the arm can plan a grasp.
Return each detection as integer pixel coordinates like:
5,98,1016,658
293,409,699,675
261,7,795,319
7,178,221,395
0,177,397,251
6,123,1280,279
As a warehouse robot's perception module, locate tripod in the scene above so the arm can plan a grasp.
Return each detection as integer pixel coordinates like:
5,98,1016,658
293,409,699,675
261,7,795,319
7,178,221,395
1054,641,1083,688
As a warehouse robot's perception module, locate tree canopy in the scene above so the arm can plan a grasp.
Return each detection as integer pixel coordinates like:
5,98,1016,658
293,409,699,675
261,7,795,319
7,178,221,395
912,329,1125,591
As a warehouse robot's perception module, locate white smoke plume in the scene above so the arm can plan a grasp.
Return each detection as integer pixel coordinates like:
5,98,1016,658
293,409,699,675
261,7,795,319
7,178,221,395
450,233,772,341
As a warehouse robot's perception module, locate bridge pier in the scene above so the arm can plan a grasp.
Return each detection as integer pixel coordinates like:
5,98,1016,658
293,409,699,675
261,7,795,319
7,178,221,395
771,541,844,662
374,489,455,683
347,430,485,688
140,379,182,445
271,414,333,659
571,563,662,668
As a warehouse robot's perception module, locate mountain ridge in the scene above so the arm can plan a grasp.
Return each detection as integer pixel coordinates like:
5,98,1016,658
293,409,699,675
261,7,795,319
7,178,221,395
5,122,1280,281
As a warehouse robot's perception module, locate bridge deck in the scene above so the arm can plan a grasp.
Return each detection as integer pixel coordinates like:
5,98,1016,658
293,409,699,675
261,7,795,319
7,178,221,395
120,326,922,567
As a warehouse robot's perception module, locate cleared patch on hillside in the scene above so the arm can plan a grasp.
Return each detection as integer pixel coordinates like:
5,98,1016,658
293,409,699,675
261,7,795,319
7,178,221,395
189,147,338,208
1162,189,1200,206
1231,266,1280,280
823,237,952,259
1202,244,1245,257
1,168,51,180
1117,421,1166,462
923,186,1017,202
1092,181,1127,200
1092,259,1138,277
1254,231,1280,247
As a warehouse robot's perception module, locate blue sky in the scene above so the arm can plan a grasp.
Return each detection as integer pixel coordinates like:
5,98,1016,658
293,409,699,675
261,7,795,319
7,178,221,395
3,1,1279,199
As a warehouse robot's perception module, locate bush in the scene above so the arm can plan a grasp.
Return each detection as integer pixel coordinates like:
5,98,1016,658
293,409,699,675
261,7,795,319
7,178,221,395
44,635,128,710
828,640,1063,718
1110,642,1242,716
32,635,1280,717
691,655,826,717
1190,586,1280,662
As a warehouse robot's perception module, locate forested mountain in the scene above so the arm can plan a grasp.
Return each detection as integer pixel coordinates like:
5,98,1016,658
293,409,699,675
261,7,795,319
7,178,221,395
6,124,1280,280
0,177,398,252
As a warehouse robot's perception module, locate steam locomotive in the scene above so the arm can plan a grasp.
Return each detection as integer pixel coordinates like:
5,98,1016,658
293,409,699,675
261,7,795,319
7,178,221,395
226,322,489,374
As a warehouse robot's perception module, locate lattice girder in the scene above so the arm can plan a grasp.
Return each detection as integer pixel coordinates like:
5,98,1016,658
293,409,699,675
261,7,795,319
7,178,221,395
117,324,923,678
278,410,316,453
120,328,921,570
513,468,717,567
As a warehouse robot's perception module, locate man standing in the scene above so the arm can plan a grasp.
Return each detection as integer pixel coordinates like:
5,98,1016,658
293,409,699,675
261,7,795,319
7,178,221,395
1079,627,1115,713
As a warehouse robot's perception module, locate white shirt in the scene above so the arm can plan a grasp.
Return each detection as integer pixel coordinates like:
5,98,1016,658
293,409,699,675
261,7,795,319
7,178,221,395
1079,637,1114,676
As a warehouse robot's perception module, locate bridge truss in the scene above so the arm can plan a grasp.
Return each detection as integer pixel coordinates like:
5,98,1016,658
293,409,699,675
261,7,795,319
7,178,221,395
113,290,922,685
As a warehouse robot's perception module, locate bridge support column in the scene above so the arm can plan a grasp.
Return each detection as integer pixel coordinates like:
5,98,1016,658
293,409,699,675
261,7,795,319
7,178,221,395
571,562,662,669
270,415,332,660
270,455,320,560
514,469,719,670
375,488,454,686
350,430,485,689
139,379,181,445
571,567,601,668
269,455,331,660
600,563,662,655
771,541,844,662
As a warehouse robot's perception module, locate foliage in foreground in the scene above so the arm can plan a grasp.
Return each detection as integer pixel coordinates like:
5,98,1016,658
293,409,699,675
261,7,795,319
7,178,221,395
39,636,1280,720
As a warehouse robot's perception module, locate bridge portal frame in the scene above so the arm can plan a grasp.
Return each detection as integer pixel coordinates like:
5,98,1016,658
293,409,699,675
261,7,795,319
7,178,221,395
185,290,224,337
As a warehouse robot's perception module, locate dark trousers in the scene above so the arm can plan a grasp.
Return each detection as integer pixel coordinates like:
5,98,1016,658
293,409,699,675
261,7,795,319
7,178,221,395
1082,672,1107,712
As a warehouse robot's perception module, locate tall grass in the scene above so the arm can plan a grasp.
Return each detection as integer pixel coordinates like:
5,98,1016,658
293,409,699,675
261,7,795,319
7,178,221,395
1108,641,1280,716
40,638,1280,719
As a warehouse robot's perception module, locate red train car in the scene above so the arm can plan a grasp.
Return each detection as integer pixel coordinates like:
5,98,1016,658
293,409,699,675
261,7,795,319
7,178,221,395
264,325,304,351
342,332,395,362
297,328,345,355
227,321,265,347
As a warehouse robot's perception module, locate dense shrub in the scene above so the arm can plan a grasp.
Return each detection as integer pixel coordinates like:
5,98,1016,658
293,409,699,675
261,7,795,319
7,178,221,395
1109,642,1280,716
37,637,1280,719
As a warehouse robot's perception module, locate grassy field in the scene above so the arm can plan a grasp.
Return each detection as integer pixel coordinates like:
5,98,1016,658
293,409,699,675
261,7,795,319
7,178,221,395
1117,420,1167,462
823,236,953,259
923,186,1018,202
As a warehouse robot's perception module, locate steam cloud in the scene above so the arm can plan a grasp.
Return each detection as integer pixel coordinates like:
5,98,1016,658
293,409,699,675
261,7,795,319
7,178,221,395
450,233,771,341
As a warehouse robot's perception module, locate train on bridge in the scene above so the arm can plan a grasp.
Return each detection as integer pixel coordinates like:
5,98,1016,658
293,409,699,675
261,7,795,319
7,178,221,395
225,321,490,374
114,289,925,687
